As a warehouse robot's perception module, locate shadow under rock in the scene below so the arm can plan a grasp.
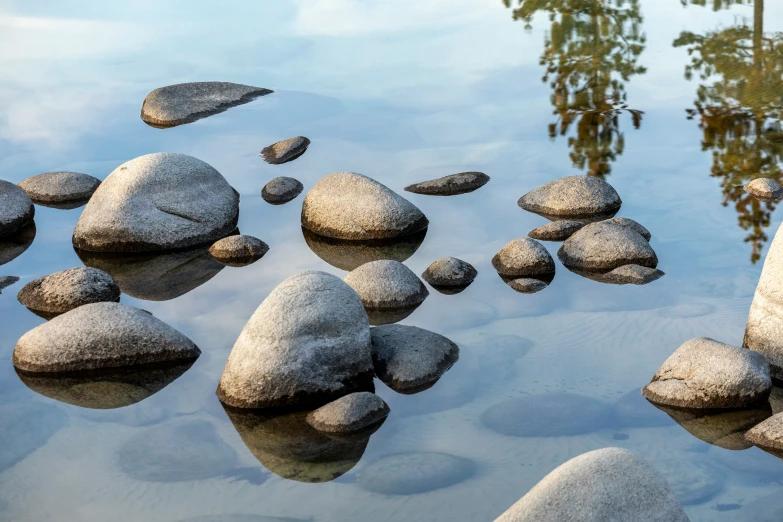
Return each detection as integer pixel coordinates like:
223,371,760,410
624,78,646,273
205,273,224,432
0,221,36,266
302,227,427,271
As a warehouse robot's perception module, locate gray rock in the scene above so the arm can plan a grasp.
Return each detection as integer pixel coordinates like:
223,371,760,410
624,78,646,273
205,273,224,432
603,264,665,285
261,137,310,165
606,217,652,241
306,392,389,433
745,412,783,457
359,452,476,495
507,278,549,294
613,388,674,428
13,302,200,373
492,238,555,277
642,337,772,409
140,82,273,128
404,171,489,196
117,420,238,482
302,227,426,271
0,180,34,237
209,235,269,266
371,325,459,394
421,257,477,288
0,222,35,266
517,176,622,220
527,220,585,241
558,221,658,271
301,172,428,240
217,271,373,409
0,276,19,294
745,178,783,200
72,153,239,253
493,448,688,522
262,176,304,205
18,172,100,204
344,260,429,310
482,393,611,437
16,267,120,317
0,401,67,472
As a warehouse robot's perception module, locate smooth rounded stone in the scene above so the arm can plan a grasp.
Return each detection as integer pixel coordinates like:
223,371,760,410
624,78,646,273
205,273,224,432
178,516,307,522
745,413,783,457
261,137,310,165
745,178,783,200
262,176,304,205
217,271,373,409
527,220,585,241
302,227,426,271
507,277,549,294
209,235,269,266
0,401,67,472
404,171,490,196
72,153,239,253
729,490,783,521
492,238,555,277
493,448,688,522
359,452,476,495
482,393,612,437
13,302,201,373
301,172,428,240
558,221,657,271
603,264,665,285
77,246,223,301
0,275,19,294
140,82,273,127
306,392,389,433
612,388,674,428
16,267,120,317
422,257,477,288
654,457,724,505
606,217,652,241
371,325,459,394
642,337,772,409
0,180,34,237
517,176,622,220
18,171,100,204
344,260,429,310
0,221,35,266
117,420,238,482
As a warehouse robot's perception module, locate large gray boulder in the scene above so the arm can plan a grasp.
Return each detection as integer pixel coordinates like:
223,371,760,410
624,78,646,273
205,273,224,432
494,448,689,522
140,82,273,127
17,267,120,318
18,171,100,205
305,392,389,433
558,221,657,271
404,171,490,196
745,412,783,457
344,260,429,311
643,337,771,409
492,238,555,277
301,172,428,240
517,176,622,220
72,153,239,253
261,136,310,165
360,452,476,495
13,302,200,373
0,180,34,237
217,271,373,409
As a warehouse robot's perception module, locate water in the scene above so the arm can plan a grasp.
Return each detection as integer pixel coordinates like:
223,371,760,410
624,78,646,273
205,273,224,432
1,1,783,520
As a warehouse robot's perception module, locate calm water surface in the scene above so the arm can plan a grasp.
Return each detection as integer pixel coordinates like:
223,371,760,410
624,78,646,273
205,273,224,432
2,1,783,521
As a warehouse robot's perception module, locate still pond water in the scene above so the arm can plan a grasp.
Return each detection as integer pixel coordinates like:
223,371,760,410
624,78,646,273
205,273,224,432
2,1,783,520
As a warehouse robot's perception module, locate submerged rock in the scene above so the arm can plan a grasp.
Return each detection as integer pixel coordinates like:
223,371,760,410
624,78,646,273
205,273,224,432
606,217,652,241
0,180,34,237
13,302,200,373
217,271,373,409
262,177,304,205
745,178,783,200
359,452,476,495
642,337,771,409
0,401,67,472
261,137,310,165
18,172,100,204
493,448,688,522
656,457,724,506
404,172,490,196
73,153,239,253
422,257,477,288
603,264,665,285
517,176,622,220
301,172,428,240
558,221,658,271
0,275,19,294
506,277,549,294
492,238,555,277
729,489,783,521
344,260,429,312
745,413,783,457
209,235,269,266
0,221,35,266
17,267,120,318
527,220,585,241
140,82,273,127
302,227,426,271
306,392,389,433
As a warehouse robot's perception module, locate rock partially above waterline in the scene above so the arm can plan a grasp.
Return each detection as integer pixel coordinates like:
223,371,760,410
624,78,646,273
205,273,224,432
558,221,657,271
0,180,34,237
606,217,652,241
262,177,304,205
745,413,783,457
0,276,19,294
492,238,555,277
209,235,269,266
603,264,665,285
422,257,477,288
261,137,310,165
527,220,585,241
141,82,273,127
306,392,389,433
344,260,429,310
518,176,622,220
506,278,549,294
18,172,100,204
17,267,120,318
745,178,783,200
653,403,772,450
404,172,490,196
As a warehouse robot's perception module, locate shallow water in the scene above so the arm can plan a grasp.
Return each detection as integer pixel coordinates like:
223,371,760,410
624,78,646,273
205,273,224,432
2,1,783,520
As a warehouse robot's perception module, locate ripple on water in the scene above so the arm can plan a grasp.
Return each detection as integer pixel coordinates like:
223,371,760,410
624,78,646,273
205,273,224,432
656,303,716,319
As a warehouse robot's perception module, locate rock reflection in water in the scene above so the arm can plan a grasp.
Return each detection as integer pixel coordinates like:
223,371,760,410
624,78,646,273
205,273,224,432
0,222,36,266
302,227,426,271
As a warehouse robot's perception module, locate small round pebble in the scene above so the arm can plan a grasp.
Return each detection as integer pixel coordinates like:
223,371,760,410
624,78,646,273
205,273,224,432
209,235,269,266
262,176,304,205
306,392,390,433
359,452,476,495
745,178,783,200
344,260,429,310
17,267,120,316
422,257,477,287
18,172,101,204
528,220,585,241
507,278,549,294
261,137,310,165
492,238,555,277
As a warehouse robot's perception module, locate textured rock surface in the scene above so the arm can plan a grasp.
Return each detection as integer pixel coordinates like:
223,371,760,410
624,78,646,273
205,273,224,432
306,392,389,433
344,260,429,310
507,278,549,294
209,235,269,266
262,177,304,205
0,401,67,472
217,271,373,409
140,82,273,127
73,153,239,252
303,228,426,271
527,220,585,241
494,448,688,522
17,267,120,316
18,172,100,203
603,264,665,285
517,176,622,220
0,275,19,294
745,412,783,456
422,257,477,287
261,137,310,165
404,172,489,196
643,337,771,409
558,221,658,271
371,325,459,394
0,180,34,237
13,302,200,372
492,238,555,277
359,453,476,495
301,172,428,240
745,178,783,200
0,222,35,266
606,217,652,241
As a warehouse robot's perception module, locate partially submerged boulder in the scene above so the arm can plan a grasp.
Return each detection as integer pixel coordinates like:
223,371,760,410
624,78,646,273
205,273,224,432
262,177,304,205
404,172,490,196
209,235,269,266
745,413,783,457
558,221,657,271
17,267,120,318
0,180,34,237
527,220,585,241
344,260,429,311
517,176,622,220
261,137,310,165
745,178,783,200
422,257,477,288
603,264,665,285
18,172,100,205
492,238,555,277
305,392,389,433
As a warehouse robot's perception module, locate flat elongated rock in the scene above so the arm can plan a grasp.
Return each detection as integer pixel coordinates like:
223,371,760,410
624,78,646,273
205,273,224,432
13,302,200,373
261,137,310,165
494,448,688,522
517,176,622,220
301,172,428,240
643,337,771,409
527,220,585,241
344,260,428,310
0,180,34,237
606,217,652,241
603,264,665,285
306,392,389,433
18,172,100,204
217,271,373,409
745,413,783,457
303,227,426,271
17,267,120,317
492,238,555,277
745,178,783,200
360,453,476,495
558,221,657,271
141,82,273,127
73,153,239,253
209,235,269,266
0,276,19,294
422,257,477,287
404,172,489,196
262,177,304,205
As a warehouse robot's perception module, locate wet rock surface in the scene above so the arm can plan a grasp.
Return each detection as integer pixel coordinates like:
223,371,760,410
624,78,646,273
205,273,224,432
17,267,120,317
745,412,783,457
359,452,476,495
261,137,310,165
603,264,665,285
306,392,389,433
209,235,269,266
262,177,304,205
18,171,100,204
527,220,585,241
558,221,657,271
344,260,429,310
404,171,489,196
745,178,783,200
492,238,555,277
422,257,477,288
0,222,35,266
302,227,426,271
517,176,622,220
0,180,35,238
0,275,19,294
